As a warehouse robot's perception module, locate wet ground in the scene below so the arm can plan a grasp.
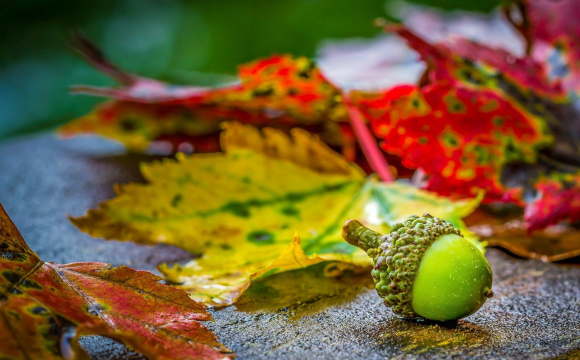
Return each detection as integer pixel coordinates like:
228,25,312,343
1,133,580,359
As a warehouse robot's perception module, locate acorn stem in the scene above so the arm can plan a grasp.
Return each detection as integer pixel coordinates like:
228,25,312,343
342,219,382,252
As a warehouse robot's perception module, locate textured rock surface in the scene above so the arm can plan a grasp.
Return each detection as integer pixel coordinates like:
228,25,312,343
1,133,580,359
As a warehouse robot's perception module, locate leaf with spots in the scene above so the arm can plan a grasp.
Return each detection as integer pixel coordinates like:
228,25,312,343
61,37,348,152
59,102,222,152
71,122,369,306
352,23,580,231
0,204,232,360
71,122,483,306
351,82,551,202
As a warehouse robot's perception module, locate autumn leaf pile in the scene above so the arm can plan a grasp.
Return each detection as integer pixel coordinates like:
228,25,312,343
62,0,580,234
4,0,580,358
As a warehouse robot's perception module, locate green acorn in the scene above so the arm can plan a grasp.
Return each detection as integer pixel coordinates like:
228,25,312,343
343,214,493,321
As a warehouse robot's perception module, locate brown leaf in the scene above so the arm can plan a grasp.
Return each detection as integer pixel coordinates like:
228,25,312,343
467,209,580,262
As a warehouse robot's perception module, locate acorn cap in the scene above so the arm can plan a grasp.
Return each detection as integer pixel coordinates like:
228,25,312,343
343,214,462,318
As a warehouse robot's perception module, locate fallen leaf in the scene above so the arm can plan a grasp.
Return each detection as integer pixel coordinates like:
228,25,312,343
72,123,483,306
467,209,580,262
59,102,221,152
523,174,580,232
70,122,366,251
62,38,348,152
71,122,369,305
0,204,231,360
353,23,580,231
508,0,580,94
352,81,550,202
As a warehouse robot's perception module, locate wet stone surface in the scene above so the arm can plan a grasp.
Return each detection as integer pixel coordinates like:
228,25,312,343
1,133,580,359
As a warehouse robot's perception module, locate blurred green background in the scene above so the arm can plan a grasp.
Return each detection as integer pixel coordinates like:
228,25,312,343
0,0,500,140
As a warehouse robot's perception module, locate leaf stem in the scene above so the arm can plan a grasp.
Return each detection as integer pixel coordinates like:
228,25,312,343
345,100,395,182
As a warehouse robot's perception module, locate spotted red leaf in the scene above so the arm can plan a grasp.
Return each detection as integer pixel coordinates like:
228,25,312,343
0,204,232,360
443,37,566,100
70,36,346,123
508,0,580,94
352,82,550,201
64,37,349,152
352,24,580,231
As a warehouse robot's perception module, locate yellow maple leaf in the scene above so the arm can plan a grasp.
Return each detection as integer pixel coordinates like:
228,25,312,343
71,122,483,306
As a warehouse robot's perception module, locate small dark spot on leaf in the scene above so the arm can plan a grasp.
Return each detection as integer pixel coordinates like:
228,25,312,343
248,231,275,244
21,279,42,290
252,87,274,97
31,306,48,315
222,202,251,218
171,194,183,208
120,118,139,132
281,206,300,216
324,183,348,192
0,251,25,261
3,271,20,284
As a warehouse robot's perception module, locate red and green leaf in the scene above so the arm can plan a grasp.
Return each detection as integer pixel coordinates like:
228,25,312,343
0,204,232,360
352,23,580,231
351,80,551,202
524,173,580,231
63,37,349,152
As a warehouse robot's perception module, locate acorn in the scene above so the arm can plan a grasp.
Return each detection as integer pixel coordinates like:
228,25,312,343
343,214,493,321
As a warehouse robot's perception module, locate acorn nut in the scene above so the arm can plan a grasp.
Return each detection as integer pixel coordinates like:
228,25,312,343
343,214,493,321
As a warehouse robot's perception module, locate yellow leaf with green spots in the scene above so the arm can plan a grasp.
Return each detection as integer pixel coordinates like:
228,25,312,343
71,122,484,307
71,122,374,305
71,122,366,251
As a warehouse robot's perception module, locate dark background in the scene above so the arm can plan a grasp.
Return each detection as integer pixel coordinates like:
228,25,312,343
0,0,499,140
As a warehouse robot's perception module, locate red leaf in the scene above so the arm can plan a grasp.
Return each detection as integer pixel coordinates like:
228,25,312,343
508,0,580,93
0,204,232,360
354,24,580,232
64,37,354,157
525,175,580,231
444,37,566,100
71,37,346,125
352,81,549,202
